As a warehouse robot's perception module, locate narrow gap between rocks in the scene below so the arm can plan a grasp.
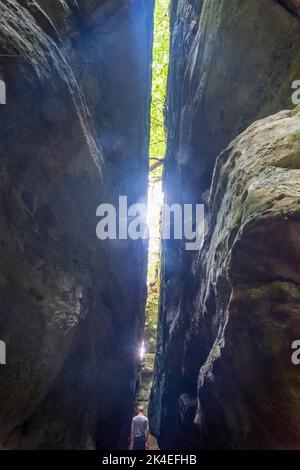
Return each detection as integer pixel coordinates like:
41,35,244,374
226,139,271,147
134,0,170,450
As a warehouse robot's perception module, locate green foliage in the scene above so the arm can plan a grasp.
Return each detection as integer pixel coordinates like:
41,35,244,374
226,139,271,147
150,0,170,162
145,0,170,352
138,2,169,414
145,182,163,350
145,247,160,349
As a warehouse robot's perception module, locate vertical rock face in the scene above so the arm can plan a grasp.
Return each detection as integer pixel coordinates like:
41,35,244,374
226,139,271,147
196,105,300,449
0,0,153,449
150,0,300,449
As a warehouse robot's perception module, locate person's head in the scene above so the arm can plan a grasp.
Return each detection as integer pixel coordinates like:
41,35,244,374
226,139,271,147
138,405,144,414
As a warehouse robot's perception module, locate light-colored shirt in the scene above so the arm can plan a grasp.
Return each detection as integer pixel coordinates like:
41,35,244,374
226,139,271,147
131,414,149,437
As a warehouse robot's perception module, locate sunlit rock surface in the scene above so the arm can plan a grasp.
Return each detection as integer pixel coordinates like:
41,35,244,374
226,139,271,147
0,0,153,449
150,0,300,449
195,105,300,449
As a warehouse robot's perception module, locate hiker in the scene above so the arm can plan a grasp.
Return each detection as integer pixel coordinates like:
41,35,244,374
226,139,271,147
129,405,149,450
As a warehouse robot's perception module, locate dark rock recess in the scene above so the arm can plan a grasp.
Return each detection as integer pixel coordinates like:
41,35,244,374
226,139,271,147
0,0,154,449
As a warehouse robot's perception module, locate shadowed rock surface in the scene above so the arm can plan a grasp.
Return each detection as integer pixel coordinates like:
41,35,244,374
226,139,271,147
0,0,153,449
149,0,300,449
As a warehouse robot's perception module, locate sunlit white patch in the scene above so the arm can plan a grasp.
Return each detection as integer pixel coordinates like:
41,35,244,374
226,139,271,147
175,143,191,165
147,181,164,286
140,341,145,361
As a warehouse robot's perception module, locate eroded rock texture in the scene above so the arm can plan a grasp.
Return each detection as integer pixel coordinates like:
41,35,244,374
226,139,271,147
0,0,153,449
150,0,300,449
195,105,300,449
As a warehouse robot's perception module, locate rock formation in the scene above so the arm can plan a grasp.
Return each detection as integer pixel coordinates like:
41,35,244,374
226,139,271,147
150,0,300,449
0,0,153,449
1,0,300,452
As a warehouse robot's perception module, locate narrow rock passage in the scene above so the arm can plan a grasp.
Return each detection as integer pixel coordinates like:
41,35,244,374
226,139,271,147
1,0,300,454
133,0,169,451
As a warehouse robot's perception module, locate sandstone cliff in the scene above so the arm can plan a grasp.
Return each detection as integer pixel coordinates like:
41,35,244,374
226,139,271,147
150,0,300,449
0,0,153,449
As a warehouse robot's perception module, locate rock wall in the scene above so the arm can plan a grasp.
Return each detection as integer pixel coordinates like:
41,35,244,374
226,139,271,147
150,0,300,449
0,0,153,449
